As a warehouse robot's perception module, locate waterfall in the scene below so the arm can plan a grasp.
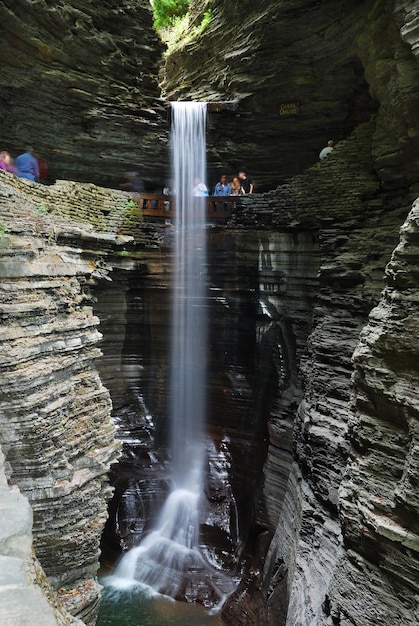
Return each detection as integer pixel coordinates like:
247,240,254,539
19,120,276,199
169,101,208,493
104,102,232,604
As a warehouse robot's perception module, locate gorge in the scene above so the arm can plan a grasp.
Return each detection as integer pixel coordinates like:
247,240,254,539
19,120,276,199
0,1,419,625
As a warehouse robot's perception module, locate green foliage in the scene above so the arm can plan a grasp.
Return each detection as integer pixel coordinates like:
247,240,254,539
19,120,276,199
0,219,8,236
152,0,189,30
151,0,212,50
200,10,212,33
163,8,212,52
36,203,49,214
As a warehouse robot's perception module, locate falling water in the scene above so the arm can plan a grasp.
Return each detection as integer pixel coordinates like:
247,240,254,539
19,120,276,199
169,101,208,492
103,103,235,607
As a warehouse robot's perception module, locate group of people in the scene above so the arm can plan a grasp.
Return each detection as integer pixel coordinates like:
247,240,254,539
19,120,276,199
212,171,254,197
0,147,47,182
191,171,254,197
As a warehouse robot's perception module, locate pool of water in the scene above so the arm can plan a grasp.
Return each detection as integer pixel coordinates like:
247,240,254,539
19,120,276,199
96,586,224,626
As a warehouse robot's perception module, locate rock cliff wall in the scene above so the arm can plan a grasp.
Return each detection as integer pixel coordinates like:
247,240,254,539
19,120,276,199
1,132,418,625
158,2,419,620
213,111,418,624
330,201,419,624
163,0,419,193
0,1,419,624
0,447,84,625
0,172,145,623
0,0,167,187
2,1,419,195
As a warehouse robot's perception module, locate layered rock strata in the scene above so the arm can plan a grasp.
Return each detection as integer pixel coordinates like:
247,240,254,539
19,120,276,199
0,447,84,626
1,110,419,626
222,115,418,624
1,0,419,196
0,0,167,187
0,172,145,623
330,201,419,624
163,0,419,195
281,140,418,625
1,123,417,626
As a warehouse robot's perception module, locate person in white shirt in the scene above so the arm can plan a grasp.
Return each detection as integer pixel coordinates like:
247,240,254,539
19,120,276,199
319,140,334,160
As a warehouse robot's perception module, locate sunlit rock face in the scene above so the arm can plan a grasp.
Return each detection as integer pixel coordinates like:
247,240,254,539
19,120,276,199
0,0,167,188
163,0,419,193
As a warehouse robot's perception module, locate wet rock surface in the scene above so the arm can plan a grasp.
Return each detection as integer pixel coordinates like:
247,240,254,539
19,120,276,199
95,228,286,609
221,569,267,626
1,114,419,625
0,2,419,620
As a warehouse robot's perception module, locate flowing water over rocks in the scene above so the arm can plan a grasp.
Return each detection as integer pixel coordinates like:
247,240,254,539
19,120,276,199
103,103,237,610
2,21,419,616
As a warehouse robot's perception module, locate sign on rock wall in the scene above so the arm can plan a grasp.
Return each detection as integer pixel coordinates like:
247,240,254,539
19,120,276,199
279,101,300,116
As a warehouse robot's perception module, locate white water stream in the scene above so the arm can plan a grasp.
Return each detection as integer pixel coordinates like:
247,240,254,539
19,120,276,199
104,103,231,605
169,101,208,493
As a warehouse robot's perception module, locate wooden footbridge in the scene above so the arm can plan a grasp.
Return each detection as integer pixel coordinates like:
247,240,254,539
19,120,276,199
137,194,238,222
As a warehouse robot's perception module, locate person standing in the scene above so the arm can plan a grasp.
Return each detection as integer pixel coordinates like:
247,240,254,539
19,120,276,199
319,140,334,160
192,177,209,196
213,174,231,196
238,171,254,194
15,147,40,181
0,151,16,174
229,176,244,196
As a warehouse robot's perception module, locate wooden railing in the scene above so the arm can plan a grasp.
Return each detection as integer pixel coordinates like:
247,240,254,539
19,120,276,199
137,194,238,222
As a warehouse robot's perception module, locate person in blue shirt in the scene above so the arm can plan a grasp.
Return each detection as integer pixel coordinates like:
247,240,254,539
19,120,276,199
15,147,40,181
213,174,231,196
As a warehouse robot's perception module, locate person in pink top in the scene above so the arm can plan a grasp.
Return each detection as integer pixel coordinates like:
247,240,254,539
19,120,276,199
0,151,16,174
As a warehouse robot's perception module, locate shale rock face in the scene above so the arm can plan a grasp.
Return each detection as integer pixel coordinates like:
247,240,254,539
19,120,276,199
331,202,419,624
0,134,418,625
0,447,82,626
223,115,418,624
2,0,419,196
157,3,419,619
1,1,419,624
163,0,419,193
0,0,167,188
0,172,142,623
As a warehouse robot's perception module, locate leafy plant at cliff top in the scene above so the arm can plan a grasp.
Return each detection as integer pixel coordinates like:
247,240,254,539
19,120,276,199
151,0,212,51
152,0,189,30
